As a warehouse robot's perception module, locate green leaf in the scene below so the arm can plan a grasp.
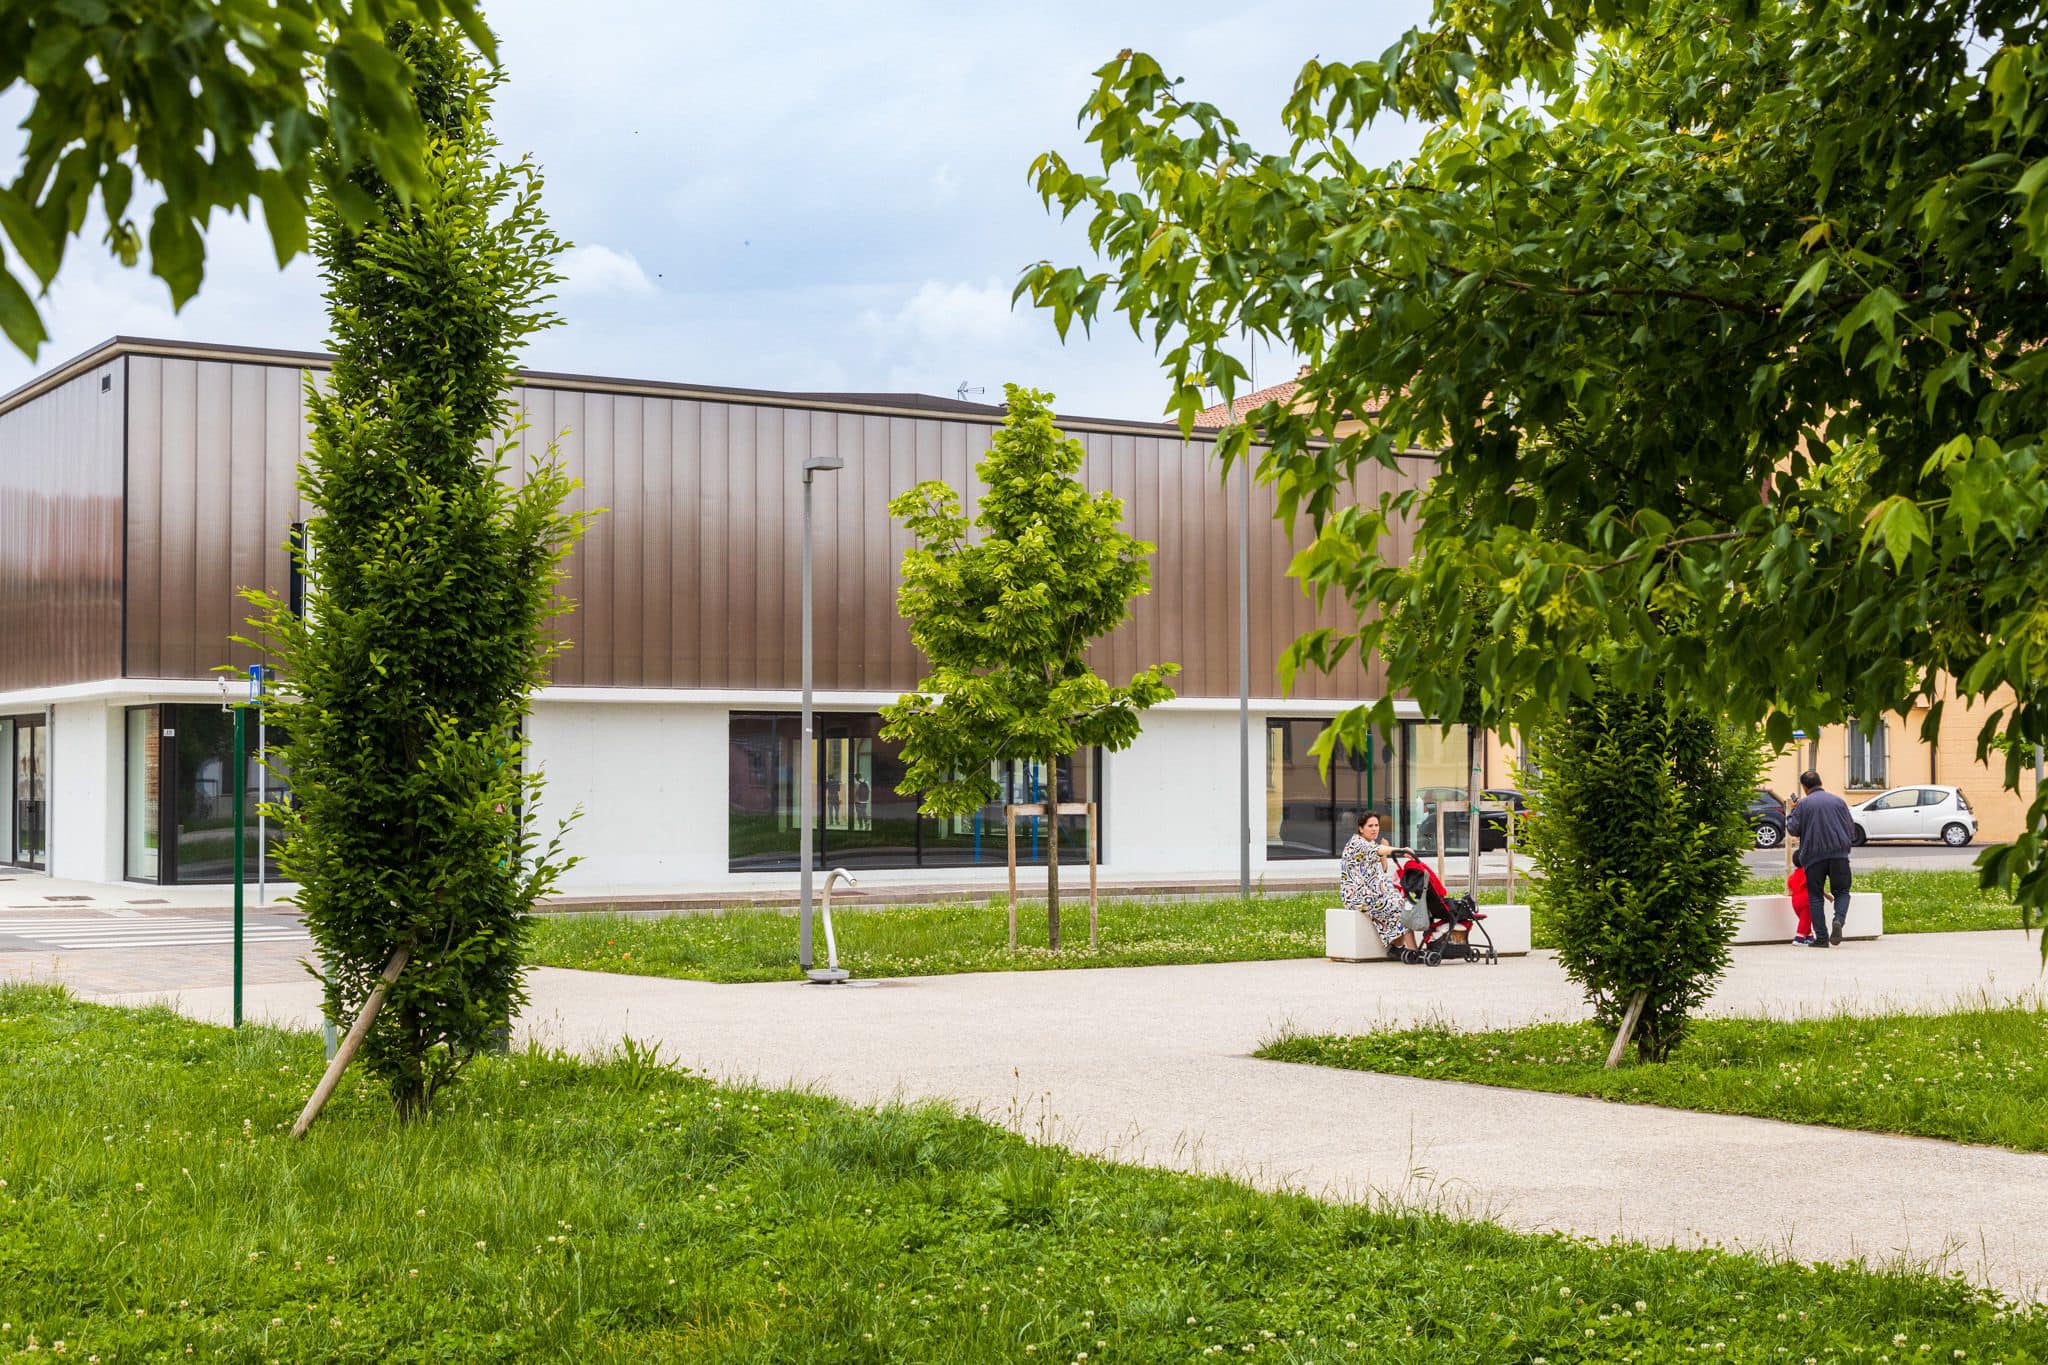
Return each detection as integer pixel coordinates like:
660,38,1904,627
0,261,51,356
0,188,61,284
1863,496,1928,567
1782,257,1828,310
147,204,204,306
254,173,307,266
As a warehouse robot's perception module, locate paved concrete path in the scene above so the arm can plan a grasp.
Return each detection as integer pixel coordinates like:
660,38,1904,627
24,927,2048,1300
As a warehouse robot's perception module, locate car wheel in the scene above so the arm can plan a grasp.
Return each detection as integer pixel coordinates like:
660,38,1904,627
1941,822,1972,847
1851,825,1868,847
1753,823,1782,849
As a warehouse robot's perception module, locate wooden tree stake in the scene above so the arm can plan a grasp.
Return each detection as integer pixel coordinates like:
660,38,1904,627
292,945,410,1138
1007,809,1019,950
1087,800,1099,952
1606,988,1649,1069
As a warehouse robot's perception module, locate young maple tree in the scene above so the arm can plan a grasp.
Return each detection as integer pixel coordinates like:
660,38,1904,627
882,385,1177,948
1021,0,2048,942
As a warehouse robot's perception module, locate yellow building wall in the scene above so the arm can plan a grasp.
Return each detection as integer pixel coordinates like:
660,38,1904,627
1495,684,2040,844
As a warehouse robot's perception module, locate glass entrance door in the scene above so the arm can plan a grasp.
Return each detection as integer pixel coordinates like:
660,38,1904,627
10,716,48,870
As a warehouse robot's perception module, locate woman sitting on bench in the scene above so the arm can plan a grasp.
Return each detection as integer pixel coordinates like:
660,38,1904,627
1339,811,1414,954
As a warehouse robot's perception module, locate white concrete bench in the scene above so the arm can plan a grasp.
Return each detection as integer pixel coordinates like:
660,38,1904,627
1728,891,1883,944
1325,904,1533,960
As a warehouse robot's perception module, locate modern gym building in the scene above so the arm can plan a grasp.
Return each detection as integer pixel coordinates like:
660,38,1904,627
0,336,1482,895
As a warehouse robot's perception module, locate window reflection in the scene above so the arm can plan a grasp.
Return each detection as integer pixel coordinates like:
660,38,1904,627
728,711,1099,871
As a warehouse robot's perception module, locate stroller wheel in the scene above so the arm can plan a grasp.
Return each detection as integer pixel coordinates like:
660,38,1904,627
1423,949,1442,966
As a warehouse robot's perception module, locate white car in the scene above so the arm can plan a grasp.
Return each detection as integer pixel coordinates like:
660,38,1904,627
1849,785,1977,847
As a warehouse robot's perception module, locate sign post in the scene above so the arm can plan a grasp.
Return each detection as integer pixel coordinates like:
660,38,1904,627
232,697,246,1028
230,664,269,1028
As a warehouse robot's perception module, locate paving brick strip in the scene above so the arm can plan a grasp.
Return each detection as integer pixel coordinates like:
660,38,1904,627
38,929,2048,1300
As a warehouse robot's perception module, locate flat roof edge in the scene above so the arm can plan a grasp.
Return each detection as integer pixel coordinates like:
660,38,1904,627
0,335,1213,441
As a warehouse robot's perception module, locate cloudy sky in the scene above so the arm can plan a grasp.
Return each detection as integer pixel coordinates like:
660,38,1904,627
2,1,1428,419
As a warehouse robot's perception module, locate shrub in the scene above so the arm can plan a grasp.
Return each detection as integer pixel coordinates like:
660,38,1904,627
1524,682,1762,1062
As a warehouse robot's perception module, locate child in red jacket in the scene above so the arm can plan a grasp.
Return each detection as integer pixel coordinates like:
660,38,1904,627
1787,865,1815,944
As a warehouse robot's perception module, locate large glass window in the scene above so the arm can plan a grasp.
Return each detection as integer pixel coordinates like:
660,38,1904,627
1406,722,1474,856
125,707,161,880
920,754,1098,870
1264,717,1472,859
0,718,13,865
125,703,288,884
728,711,1099,871
5,715,48,870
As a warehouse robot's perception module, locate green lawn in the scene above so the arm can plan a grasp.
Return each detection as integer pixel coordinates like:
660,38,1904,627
1260,1003,2048,1152
2,985,2040,1362
527,870,2027,985
527,891,1341,983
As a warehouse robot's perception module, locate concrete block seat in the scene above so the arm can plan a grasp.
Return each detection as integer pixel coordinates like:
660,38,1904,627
1325,904,1533,961
1730,892,1883,944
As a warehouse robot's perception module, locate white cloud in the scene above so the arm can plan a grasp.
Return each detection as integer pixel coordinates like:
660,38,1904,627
556,244,655,298
863,278,1023,348
4,0,1428,420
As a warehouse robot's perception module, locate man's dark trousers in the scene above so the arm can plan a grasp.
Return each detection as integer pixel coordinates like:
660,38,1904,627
1807,856,1852,944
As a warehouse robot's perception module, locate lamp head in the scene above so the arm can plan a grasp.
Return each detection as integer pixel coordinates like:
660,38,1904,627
802,454,845,476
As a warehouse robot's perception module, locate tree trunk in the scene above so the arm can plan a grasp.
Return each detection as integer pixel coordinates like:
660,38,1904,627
1046,767,1062,952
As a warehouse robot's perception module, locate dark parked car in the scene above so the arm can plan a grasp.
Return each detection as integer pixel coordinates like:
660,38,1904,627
1748,788,1789,849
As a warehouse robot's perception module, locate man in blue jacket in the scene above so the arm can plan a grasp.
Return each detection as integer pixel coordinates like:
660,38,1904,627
1787,770,1857,946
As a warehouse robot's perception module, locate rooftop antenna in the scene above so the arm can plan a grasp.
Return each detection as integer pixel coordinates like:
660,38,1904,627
955,381,986,403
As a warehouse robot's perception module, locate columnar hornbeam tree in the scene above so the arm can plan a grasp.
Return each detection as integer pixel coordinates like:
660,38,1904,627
247,22,584,1120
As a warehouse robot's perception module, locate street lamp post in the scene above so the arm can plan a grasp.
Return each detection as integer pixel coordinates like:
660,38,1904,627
799,453,845,970
1237,445,1251,900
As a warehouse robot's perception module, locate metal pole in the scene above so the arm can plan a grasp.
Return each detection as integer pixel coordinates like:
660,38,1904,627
256,709,267,909
800,469,816,970
1238,445,1251,900
232,704,246,1028
1467,728,1482,901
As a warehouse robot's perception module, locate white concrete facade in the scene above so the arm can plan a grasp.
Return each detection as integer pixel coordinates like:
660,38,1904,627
4,679,1400,895
527,693,1367,897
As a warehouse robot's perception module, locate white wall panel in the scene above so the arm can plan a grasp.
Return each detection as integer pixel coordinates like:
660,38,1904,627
1103,707,1258,874
48,700,122,881
526,700,729,893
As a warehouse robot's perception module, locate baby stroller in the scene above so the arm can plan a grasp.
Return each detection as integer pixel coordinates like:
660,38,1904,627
1389,850,1498,965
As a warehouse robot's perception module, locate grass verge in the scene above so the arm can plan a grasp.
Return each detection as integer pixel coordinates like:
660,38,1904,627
526,891,1342,983
1,983,2041,1361
1259,1001,2048,1152
527,870,2027,984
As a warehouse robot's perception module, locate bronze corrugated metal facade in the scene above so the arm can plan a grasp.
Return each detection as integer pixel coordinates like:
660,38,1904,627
122,355,308,679
513,383,1411,699
11,342,1425,699
0,361,124,690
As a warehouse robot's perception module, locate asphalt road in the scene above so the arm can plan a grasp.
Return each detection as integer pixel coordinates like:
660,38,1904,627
1742,839,1986,876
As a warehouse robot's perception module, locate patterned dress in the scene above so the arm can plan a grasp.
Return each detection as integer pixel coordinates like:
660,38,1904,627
1339,833,1407,947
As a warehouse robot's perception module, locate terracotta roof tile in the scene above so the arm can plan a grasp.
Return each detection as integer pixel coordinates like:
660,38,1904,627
1192,379,1302,429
